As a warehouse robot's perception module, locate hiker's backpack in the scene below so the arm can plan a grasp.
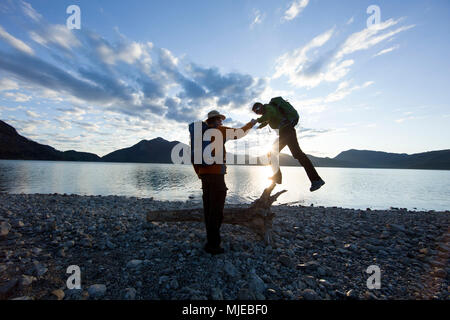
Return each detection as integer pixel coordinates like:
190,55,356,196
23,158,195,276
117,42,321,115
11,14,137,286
188,121,224,166
269,97,299,125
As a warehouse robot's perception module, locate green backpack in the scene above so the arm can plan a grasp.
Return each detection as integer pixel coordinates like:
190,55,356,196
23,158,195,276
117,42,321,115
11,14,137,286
269,97,299,124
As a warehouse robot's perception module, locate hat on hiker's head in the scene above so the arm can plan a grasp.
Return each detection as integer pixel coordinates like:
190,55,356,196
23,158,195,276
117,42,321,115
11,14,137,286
206,110,226,121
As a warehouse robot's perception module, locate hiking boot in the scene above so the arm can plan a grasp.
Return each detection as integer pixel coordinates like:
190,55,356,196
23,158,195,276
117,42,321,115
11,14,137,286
204,244,225,255
269,170,282,184
310,179,325,192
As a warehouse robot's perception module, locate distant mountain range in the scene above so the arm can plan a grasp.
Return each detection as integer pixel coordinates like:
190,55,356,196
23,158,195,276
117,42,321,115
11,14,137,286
0,120,100,161
1,119,449,170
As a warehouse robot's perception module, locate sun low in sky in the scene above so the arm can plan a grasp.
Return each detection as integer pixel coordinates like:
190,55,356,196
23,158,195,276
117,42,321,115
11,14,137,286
0,0,449,158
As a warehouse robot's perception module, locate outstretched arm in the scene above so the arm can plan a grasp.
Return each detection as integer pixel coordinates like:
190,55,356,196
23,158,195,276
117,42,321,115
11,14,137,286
221,120,256,141
257,122,268,129
255,105,274,129
256,113,270,125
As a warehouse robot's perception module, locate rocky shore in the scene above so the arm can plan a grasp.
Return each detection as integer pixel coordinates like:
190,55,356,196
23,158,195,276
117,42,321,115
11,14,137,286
0,193,449,300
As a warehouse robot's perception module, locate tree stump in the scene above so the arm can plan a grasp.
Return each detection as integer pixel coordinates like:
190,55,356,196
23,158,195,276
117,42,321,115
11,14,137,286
147,183,287,246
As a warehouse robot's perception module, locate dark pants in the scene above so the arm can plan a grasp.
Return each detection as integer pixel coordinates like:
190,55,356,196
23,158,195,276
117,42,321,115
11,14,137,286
200,174,227,249
278,124,322,182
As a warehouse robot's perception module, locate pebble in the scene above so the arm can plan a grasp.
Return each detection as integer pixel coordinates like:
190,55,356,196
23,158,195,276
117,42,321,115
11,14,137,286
1,221,11,237
433,268,446,278
33,262,48,277
346,289,358,299
248,271,266,296
304,276,317,288
126,260,143,268
51,289,65,300
278,255,293,268
88,284,107,298
106,240,116,249
296,261,319,272
223,261,239,280
211,287,223,300
64,240,75,248
0,278,18,298
301,289,319,300
124,288,136,300
11,296,33,300
19,275,36,288
237,287,253,300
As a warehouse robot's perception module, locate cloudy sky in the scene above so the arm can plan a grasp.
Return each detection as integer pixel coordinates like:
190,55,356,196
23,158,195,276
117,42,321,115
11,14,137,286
0,0,449,158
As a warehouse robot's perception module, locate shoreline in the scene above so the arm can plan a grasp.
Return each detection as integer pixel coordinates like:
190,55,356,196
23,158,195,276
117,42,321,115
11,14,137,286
0,191,446,213
2,158,450,171
0,193,449,300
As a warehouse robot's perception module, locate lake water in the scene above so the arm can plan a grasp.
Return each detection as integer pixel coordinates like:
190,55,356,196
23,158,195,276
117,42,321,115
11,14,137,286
0,160,449,211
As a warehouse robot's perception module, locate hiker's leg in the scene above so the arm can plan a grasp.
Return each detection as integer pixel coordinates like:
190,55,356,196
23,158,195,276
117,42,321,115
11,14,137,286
201,175,209,223
201,175,215,247
207,174,227,248
284,126,322,182
269,137,280,174
269,135,287,175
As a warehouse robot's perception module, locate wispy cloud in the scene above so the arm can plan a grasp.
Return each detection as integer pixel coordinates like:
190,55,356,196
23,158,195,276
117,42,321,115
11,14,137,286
3,91,32,102
56,106,86,118
25,110,40,118
0,78,19,91
274,18,414,88
273,27,337,87
283,0,309,21
250,9,265,29
287,80,374,115
0,25,34,55
29,24,81,50
335,19,413,59
324,80,374,103
374,45,400,57
300,127,332,139
20,0,41,22
5,118,50,135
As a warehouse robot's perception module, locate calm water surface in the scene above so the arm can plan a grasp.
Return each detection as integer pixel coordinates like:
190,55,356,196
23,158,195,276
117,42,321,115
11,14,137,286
0,160,449,211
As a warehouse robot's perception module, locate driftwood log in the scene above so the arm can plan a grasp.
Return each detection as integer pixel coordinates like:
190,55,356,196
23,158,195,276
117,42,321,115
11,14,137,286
147,183,287,246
